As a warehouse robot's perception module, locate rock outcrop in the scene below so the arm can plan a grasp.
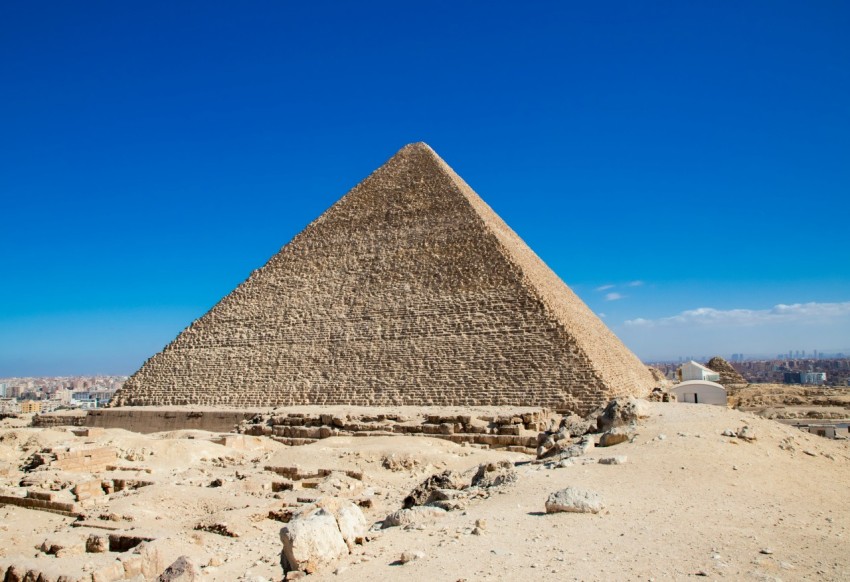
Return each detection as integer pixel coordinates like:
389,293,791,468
280,500,367,575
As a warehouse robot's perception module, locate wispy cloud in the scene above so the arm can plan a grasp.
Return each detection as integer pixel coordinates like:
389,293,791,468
605,292,625,301
625,302,850,328
596,284,615,291
598,312,607,319
627,280,644,287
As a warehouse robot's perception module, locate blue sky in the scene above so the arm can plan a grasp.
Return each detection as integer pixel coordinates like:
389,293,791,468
1,1,848,375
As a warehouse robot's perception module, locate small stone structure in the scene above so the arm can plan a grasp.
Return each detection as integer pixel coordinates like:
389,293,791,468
112,143,655,414
705,356,747,386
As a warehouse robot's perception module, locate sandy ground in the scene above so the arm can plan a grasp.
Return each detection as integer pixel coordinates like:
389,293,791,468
1,402,849,581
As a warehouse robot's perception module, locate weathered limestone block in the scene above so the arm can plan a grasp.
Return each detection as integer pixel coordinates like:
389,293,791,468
280,508,348,574
545,487,605,514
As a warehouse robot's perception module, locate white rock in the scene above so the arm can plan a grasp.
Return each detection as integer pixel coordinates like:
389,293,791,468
382,506,447,528
280,507,348,574
399,550,426,564
545,487,605,514
317,498,367,549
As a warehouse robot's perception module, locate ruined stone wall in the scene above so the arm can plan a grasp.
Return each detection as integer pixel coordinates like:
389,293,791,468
113,144,655,414
239,409,553,455
85,409,260,434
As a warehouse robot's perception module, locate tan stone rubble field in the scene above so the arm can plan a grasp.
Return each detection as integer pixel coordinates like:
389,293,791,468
1,401,849,581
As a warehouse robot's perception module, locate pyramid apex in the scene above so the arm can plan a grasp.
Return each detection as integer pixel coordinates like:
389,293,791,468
398,141,436,155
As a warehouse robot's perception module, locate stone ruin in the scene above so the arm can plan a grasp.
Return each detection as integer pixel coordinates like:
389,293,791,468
706,356,748,386
239,409,554,455
111,143,656,414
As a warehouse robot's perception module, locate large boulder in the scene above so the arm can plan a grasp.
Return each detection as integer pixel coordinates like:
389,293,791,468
157,556,200,581
599,427,632,447
540,434,595,460
86,533,110,553
559,414,592,437
423,488,469,511
596,397,650,433
471,461,517,489
382,505,447,528
403,470,465,509
280,507,348,574
315,498,367,549
545,487,605,514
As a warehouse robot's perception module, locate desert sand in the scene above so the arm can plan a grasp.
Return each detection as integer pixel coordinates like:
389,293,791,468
1,401,849,581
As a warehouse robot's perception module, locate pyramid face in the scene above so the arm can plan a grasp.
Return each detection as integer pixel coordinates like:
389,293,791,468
113,143,655,413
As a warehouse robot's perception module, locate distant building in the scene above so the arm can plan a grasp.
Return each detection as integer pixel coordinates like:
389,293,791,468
784,372,802,384
782,421,850,440
54,388,74,405
0,398,19,414
800,372,827,385
677,361,721,382
20,401,42,414
670,380,728,406
72,390,116,408
89,390,116,406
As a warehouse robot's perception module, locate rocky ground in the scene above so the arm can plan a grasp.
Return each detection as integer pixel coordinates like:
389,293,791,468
1,400,849,581
730,383,850,420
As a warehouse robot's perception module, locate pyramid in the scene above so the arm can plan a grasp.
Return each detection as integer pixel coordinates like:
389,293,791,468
112,143,655,413
705,356,747,386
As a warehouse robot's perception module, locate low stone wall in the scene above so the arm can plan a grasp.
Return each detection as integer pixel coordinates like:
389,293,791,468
50,446,118,472
0,491,82,517
85,408,261,433
0,538,164,582
239,409,553,455
32,411,87,428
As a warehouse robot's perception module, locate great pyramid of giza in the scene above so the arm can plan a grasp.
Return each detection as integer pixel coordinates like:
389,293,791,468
112,143,655,413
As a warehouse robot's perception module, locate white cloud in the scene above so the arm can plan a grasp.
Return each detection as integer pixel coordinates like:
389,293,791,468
598,312,607,319
605,292,625,301
627,280,644,287
596,284,615,291
624,302,850,328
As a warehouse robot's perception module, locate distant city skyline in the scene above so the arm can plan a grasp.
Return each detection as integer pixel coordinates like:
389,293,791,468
1,3,848,376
